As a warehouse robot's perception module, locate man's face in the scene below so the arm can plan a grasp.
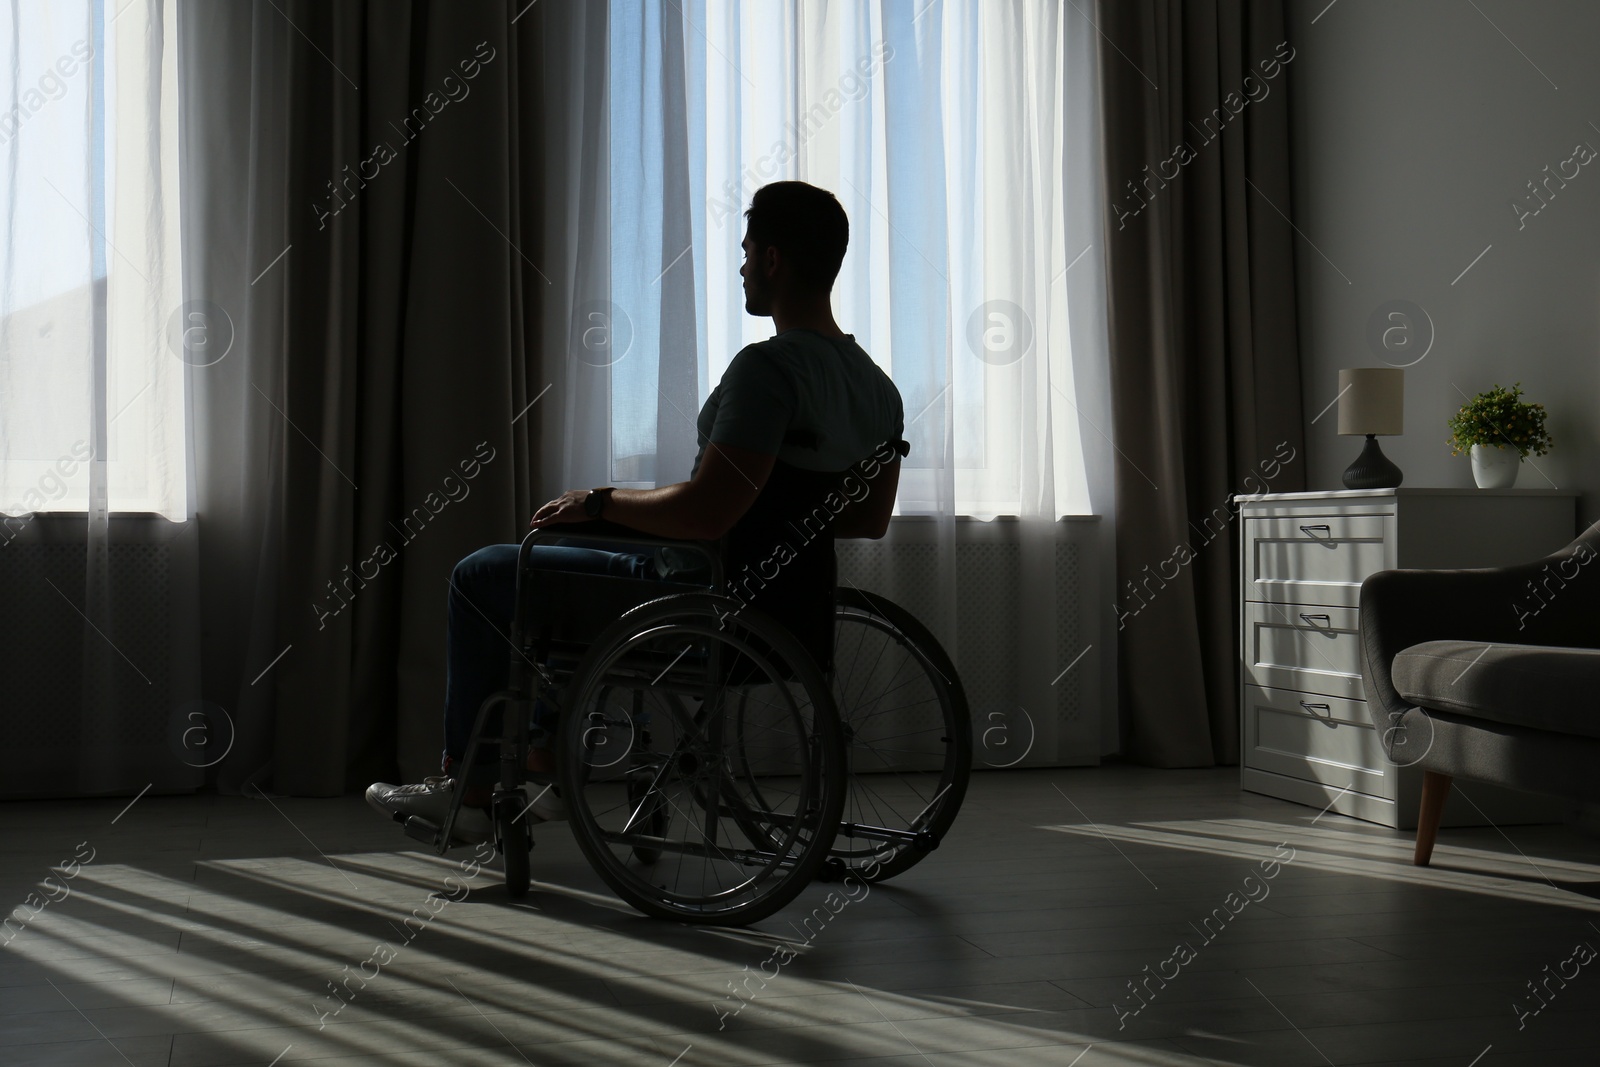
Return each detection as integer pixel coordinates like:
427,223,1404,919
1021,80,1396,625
740,232,773,316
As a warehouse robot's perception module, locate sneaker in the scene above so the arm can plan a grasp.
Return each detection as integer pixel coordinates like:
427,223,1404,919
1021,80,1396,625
365,777,492,844
521,781,566,822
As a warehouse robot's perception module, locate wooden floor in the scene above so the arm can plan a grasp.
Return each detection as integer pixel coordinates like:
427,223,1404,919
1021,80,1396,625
4,766,1599,1066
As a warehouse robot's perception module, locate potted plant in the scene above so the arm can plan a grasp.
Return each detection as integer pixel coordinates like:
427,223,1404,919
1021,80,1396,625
1447,383,1552,489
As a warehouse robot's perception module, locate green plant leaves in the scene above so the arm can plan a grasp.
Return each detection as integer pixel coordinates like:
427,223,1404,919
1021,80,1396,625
1446,382,1552,458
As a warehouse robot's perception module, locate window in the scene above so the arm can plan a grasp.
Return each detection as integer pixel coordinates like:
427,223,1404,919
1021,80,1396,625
0,0,185,521
604,0,1093,518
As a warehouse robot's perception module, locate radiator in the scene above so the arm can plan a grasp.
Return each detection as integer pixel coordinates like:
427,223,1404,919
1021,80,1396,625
837,516,1107,768
0,515,202,797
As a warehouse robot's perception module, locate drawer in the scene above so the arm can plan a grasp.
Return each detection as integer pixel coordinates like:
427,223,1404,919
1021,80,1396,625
1242,602,1365,701
1244,514,1394,607
1241,685,1389,796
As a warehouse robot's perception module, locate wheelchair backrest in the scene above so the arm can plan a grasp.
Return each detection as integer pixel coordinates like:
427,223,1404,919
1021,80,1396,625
722,440,904,672
521,440,905,673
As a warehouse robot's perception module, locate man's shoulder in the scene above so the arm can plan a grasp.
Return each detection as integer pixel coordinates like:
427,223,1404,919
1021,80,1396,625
731,333,808,366
746,331,890,380
719,340,792,392
724,336,798,369
723,331,900,414
719,335,824,389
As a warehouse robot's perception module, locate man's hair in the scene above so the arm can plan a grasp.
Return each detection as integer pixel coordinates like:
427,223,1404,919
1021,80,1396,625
744,182,849,292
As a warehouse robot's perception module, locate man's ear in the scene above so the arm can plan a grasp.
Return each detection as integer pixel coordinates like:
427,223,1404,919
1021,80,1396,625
763,245,781,280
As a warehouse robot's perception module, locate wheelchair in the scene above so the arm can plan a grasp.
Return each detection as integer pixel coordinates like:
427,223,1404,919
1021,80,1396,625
404,519,971,927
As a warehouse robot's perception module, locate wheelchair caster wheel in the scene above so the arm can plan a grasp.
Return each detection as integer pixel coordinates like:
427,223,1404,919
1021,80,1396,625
494,793,531,898
815,857,848,884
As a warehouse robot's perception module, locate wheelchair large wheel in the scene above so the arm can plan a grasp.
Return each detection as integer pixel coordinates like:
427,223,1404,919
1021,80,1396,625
558,593,846,925
826,587,971,882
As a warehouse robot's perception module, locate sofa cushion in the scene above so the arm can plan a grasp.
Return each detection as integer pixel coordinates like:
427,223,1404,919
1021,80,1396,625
1391,640,1600,739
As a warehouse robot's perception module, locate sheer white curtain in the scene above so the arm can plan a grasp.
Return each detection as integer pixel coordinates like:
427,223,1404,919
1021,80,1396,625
552,0,1116,764
1,0,196,797
0,0,185,520
600,0,1095,515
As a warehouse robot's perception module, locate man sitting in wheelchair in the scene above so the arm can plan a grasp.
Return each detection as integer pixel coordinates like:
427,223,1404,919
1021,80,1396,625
367,180,906,845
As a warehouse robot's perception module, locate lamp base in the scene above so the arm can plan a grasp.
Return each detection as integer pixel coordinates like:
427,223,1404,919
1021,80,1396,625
1342,434,1403,489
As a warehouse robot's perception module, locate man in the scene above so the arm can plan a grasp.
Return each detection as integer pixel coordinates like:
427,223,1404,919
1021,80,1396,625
367,180,904,843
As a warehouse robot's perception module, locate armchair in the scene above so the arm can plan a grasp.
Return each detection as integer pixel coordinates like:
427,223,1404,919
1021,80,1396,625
1359,520,1600,865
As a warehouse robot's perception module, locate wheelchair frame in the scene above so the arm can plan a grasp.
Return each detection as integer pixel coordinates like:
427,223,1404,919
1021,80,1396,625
402,521,969,924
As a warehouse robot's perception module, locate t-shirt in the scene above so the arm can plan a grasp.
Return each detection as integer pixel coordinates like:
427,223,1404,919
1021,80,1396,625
658,329,904,588
691,329,904,476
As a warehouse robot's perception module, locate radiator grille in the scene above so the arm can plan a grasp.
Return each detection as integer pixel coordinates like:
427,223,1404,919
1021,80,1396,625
1056,540,1084,728
0,521,198,796
1,543,175,747
837,525,1100,766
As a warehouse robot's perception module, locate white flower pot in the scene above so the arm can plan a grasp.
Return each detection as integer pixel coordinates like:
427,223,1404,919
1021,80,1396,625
1470,443,1520,489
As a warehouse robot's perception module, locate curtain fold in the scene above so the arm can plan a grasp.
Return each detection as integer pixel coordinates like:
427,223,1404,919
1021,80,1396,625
1096,0,1306,767
181,0,546,795
535,2,609,500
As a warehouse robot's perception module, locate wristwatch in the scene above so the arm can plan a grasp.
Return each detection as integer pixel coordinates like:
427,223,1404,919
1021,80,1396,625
583,486,616,519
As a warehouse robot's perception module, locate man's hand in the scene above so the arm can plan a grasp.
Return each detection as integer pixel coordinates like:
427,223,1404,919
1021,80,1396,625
525,445,776,541
529,490,592,529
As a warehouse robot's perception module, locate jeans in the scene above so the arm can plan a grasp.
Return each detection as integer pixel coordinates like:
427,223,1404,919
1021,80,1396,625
443,541,657,774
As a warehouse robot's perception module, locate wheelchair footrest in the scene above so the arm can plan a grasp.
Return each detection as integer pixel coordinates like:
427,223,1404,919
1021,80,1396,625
402,815,442,847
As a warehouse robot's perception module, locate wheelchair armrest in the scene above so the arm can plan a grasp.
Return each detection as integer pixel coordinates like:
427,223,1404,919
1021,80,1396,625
521,521,724,588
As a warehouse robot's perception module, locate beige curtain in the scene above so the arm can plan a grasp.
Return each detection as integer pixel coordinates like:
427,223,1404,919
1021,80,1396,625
180,1,564,794
1096,0,1306,766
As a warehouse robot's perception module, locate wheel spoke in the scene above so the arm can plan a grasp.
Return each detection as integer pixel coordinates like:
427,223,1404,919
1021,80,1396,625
560,596,845,922
828,591,969,876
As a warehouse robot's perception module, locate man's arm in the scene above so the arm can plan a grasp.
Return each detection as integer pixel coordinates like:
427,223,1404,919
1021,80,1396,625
832,458,899,539
529,442,776,541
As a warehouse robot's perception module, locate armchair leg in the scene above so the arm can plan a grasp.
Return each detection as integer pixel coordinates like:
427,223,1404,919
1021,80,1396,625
1414,771,1452,867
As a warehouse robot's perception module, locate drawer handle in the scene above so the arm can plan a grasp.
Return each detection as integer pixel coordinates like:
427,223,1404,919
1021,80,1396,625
1298,613,1332,627
1298,523,1334,545
1299,700,1337,727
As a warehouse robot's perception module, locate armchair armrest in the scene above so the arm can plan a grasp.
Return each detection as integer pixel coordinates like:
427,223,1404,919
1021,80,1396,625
1358,524,1600,730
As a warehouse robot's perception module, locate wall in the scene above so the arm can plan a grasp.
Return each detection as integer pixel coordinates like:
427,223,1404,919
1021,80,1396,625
1288,0,1600,530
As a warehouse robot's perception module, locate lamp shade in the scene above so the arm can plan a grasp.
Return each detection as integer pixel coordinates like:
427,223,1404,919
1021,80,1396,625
1337,368,1404,436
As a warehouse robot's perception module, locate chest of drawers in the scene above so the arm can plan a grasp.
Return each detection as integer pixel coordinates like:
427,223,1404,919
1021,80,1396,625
1236,488,1575,827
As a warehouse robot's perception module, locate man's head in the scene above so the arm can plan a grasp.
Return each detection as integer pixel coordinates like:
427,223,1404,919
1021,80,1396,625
740,182,849,316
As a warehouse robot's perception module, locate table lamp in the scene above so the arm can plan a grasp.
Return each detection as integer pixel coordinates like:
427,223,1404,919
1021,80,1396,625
1338,368,1404,489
